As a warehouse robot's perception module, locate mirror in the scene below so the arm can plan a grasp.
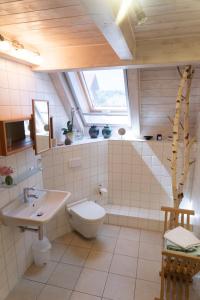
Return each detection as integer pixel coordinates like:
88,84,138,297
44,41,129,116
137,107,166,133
32,100,51,154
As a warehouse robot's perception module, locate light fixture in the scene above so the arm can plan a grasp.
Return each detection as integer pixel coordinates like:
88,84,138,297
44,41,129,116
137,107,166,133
0,35,11,52
0,34,43,65
115,0,147,26
116,0,133,24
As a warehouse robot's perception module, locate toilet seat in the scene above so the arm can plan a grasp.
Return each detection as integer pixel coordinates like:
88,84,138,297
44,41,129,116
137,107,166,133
69,201,105,222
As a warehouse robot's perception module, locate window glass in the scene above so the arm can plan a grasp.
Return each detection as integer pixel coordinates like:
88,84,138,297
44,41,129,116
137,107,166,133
82,69,127,111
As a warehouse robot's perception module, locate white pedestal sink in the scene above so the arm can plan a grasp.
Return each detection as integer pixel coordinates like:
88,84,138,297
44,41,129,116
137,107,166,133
0,189,71,239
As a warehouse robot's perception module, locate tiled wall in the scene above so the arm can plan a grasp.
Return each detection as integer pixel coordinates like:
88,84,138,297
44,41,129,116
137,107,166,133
0,57,69,300
0,57,68,142
41,140,108,240
108,140,173,210
0,149,42,300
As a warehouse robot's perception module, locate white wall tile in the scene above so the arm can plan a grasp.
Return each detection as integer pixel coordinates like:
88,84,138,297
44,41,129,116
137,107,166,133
0,56,69,300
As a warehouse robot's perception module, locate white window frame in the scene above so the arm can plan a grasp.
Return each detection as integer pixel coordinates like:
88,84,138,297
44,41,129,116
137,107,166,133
78,69,129,114
65,69,131,127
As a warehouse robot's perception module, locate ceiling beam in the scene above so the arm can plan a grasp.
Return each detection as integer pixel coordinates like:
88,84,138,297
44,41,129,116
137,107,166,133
79,0,136,60
33,36,200,72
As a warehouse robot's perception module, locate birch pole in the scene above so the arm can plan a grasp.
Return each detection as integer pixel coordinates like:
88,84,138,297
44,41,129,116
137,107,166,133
177,68,195,206
171,66,192,208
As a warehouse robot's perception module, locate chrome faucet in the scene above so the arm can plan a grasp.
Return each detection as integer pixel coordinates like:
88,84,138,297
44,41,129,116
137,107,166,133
23,187,39,203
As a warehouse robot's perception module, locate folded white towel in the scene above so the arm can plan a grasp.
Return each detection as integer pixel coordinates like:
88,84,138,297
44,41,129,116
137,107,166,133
164,226,200,249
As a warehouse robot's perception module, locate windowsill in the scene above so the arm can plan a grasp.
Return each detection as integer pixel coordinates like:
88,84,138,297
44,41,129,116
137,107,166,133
54,136,172,149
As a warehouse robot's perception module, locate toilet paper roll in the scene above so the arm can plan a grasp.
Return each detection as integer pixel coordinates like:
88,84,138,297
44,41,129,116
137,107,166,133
99,187,108,194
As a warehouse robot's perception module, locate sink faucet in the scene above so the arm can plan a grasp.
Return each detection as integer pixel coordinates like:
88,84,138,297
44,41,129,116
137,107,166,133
23,187,39,203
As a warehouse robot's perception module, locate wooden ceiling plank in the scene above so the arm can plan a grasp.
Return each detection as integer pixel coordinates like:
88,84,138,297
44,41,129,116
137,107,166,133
0,6,86,26
0,15,93,31
26,38,106,49
0,0,81,16
16,29,105,41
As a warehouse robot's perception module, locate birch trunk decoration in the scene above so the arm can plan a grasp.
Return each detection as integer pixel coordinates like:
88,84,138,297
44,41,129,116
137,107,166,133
171,65,195,208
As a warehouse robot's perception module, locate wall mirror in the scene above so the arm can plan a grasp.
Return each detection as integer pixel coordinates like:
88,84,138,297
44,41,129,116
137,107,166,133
32,100,51,154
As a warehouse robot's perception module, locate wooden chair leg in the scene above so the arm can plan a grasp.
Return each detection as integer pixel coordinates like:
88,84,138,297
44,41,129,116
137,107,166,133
166,275,171,300
178,280,183,300
172,276,176,300
185,282,190,300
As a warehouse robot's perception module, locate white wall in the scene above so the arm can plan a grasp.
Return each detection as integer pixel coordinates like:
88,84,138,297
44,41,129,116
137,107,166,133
191,113,200,238
140,67,200,137
108,140,173,209
41,140,108,240
0,57,69,300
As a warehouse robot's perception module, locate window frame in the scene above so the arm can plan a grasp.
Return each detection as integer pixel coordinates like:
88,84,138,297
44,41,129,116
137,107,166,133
78,69,129,114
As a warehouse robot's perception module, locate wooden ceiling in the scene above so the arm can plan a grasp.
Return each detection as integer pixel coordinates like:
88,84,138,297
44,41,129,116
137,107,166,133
0,0,107,49
0,0,200,70
136,0,200,40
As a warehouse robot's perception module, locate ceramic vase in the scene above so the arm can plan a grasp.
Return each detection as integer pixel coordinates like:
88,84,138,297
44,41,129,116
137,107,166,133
64,134,72,145
102,125,112,139
89,125,99,138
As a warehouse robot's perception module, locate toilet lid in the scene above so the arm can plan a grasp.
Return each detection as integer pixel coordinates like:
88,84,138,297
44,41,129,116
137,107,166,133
70,201,105,222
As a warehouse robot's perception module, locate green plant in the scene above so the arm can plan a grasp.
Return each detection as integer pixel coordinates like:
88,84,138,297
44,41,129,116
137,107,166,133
61,108,75,135
62,120,73,135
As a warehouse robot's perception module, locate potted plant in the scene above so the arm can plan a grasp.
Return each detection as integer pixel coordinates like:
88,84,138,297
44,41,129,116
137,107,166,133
61,108,75,145
0,166,14,186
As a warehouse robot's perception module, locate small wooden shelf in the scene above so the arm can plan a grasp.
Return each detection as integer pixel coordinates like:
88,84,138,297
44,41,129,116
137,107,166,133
0,118,33,156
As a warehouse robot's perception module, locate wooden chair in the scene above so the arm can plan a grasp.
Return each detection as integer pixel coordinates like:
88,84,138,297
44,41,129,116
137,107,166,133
156,206,200,300
161,206,195,233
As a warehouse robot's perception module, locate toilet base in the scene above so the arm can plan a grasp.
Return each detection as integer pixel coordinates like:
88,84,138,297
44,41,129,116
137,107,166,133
68,214,105,239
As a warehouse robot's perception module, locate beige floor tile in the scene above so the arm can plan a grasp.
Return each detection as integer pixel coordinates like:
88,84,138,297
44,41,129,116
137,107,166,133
70,291,101,300
50,243,68,262
48,263,82,289
38,285,71,300
103,273,135,300
115,238,139,257
54,232,75,245
92,236,117,253
137,259,161,283
71,234,94,249
140,230,162,246
75,268,107,297
24,262,57,283
134,279,160,300
139,242,162,261
119,227,140,241
61,246,90,266
5,279,44,300
85,250,113,272
98,224,120,238
110,254,137,278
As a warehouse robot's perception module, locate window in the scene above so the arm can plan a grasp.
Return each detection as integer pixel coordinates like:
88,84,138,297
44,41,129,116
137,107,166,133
66,68,130,126
81,69,128,112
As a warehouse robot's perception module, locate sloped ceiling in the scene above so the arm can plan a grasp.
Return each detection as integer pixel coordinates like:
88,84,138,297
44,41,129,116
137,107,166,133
0,0,200,70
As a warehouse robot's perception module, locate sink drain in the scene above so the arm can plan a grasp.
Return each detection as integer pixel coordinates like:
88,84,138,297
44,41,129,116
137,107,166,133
36,212,43,217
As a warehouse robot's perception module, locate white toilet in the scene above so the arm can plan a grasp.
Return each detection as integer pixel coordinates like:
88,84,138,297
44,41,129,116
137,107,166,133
67,199,106,238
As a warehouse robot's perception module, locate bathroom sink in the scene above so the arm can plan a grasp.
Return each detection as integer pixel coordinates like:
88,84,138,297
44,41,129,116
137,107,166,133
0,189,71,227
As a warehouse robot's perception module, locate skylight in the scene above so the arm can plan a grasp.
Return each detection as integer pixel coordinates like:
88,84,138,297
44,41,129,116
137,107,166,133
81,69,128,112
66,68,131,126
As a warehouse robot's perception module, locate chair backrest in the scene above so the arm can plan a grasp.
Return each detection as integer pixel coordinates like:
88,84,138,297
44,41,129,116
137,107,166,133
161,206,195,233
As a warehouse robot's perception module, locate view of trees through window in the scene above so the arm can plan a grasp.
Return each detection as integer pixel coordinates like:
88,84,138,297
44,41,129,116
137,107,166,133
82,69,127,110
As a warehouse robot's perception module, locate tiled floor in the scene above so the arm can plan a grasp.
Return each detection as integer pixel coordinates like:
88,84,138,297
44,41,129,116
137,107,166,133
5,225,199,300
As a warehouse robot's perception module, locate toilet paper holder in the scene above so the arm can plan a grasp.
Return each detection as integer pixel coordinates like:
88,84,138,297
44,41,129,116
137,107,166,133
98,184,108,195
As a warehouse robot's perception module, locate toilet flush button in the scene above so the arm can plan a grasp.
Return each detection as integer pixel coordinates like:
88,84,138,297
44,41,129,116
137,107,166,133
68,158,81,168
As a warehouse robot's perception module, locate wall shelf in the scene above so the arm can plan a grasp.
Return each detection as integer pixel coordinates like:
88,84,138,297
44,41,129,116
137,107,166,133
0,117,33,156
0,167,42,190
